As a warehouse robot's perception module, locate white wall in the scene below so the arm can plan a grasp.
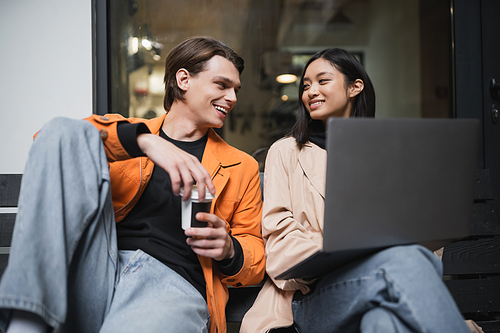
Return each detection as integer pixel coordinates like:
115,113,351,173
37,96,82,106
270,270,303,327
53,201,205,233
0,0,92,173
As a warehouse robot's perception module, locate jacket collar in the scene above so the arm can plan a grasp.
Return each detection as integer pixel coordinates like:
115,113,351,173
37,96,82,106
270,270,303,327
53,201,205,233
297,142,327,199
203,130,241,171
145,114,166,135
202,130,240,201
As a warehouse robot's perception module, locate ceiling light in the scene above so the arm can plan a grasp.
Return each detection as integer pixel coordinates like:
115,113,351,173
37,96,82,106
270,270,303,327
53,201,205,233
276,74,297,84
128,37,139,55
142,39,152,50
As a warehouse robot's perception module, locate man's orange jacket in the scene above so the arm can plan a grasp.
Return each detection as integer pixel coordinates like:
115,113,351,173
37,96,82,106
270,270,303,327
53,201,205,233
85,113,265,333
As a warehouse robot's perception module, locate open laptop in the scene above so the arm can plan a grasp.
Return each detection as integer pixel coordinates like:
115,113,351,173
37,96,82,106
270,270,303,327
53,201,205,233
276,118,480,280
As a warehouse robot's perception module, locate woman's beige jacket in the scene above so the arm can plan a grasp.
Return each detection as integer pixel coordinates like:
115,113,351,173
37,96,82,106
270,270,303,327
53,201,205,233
241,137,327,333
240,137,483,333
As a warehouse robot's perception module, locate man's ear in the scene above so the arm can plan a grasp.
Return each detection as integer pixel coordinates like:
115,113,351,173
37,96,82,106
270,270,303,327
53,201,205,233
176,68,190,92
349,79,364,98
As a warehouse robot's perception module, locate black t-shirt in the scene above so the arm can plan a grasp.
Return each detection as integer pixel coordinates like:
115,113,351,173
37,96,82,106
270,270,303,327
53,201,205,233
116,130,208,297
115,123,245,299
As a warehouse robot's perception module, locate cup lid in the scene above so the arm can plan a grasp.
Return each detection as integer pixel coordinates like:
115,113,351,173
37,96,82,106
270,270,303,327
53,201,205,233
180,185,215,200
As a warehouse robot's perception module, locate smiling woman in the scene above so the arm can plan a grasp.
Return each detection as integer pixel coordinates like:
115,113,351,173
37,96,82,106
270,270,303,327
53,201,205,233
301,58,362,120
289,48,375,147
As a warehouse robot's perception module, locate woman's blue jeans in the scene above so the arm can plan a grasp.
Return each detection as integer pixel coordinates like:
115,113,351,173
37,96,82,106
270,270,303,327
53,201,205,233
292,245,470,333
0,118,209,333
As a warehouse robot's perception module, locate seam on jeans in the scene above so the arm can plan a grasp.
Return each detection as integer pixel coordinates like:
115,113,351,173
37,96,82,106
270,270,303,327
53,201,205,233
382,270,428,333
105,217,118,273
204,314,210,333
66,182,112,269
120,249,157,278
120,249,147,277
101,183,118,275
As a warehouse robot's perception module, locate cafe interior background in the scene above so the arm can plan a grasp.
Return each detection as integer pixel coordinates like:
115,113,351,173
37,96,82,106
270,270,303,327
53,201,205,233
107,0,451,169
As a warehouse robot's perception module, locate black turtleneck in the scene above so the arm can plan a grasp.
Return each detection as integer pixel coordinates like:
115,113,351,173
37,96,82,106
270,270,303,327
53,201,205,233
309,132,326,150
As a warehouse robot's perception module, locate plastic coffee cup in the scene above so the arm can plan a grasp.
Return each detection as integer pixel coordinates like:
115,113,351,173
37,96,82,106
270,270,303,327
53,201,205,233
180,185,215,230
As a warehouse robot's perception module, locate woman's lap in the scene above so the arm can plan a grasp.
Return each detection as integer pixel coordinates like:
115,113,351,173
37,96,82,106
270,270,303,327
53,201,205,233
292,245,469,333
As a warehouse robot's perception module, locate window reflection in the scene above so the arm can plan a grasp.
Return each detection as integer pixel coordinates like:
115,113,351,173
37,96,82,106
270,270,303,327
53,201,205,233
108,0,451,159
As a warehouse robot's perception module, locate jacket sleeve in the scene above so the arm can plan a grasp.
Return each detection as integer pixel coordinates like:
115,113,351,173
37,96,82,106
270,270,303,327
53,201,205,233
219,158,266,288
262,141,321,291
84,114,147,162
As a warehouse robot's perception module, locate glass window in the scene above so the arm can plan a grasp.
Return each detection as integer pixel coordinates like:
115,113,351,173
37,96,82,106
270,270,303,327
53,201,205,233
107,0,451,159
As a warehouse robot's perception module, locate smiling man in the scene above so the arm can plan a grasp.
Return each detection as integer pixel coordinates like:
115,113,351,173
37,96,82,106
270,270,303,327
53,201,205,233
0,37,265,333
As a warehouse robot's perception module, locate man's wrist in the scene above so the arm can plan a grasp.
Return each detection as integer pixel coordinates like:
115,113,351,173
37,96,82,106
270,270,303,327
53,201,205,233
216,236,244,276
226,235,235,259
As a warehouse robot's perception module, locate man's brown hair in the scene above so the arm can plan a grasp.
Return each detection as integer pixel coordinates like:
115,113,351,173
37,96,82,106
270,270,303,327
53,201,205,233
163,36,244,111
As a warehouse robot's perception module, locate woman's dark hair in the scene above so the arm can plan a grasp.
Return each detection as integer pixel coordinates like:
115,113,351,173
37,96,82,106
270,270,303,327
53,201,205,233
290,48,376,147
163,36,244,111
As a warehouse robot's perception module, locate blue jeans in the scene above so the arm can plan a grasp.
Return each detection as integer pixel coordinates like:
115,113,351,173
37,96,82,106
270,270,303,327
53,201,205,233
0,118,209,333
292,245,470,333
100,250,209,333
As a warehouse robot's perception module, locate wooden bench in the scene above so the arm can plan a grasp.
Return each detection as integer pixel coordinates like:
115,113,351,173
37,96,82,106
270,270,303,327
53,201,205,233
441,169,500,332
2,173,500,332
0,174,20,276
0,173,264,332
